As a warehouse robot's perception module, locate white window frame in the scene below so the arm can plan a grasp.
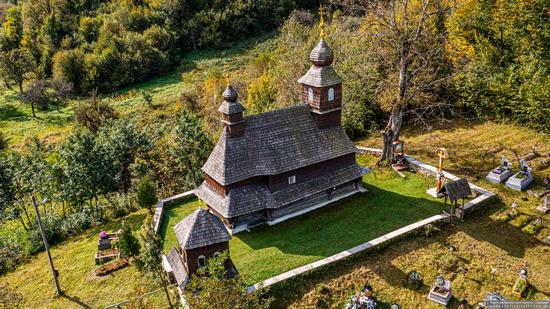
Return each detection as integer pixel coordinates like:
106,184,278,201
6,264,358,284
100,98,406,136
198,255,206,268
288,175,296,185
213,251,221,258
328,88,335,102
307,88,314,101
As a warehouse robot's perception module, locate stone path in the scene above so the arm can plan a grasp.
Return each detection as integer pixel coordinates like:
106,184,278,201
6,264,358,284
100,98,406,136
247,213,450,293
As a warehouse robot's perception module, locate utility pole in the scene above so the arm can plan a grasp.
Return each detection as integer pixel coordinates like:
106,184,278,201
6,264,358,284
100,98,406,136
31,194,62,296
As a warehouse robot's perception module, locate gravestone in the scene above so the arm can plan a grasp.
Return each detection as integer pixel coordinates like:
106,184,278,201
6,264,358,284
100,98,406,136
505,160,533,191
537,196,549,213
427,275,452,305
486,156,513,184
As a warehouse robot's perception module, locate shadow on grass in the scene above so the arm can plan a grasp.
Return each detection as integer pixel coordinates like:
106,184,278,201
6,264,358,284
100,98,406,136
59,292,91,309
235,184,446,259
457,200,540,258
0,104,27,120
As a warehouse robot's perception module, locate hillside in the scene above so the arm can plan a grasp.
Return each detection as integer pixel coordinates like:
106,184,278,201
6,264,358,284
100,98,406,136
273,121,550,307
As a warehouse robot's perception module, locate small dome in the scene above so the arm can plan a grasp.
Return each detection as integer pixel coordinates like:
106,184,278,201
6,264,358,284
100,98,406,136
309,39,333,66
223,85,238,102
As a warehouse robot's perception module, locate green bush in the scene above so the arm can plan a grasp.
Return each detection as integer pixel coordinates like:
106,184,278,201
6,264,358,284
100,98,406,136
136,177,157,213
118,221,140,258
522,219,543,235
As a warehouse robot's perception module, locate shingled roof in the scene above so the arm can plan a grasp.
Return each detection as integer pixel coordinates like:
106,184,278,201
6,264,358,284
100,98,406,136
166,248,188,290
173,208,231,250
197,164,368,218
202,104,357,186
444,178,472,202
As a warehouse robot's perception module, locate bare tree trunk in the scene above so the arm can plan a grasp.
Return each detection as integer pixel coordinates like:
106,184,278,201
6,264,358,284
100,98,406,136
3,78,13,91
380,38,409,163
381,106,403,162
30,102,36,118
18,215,29,231
18,80,23,97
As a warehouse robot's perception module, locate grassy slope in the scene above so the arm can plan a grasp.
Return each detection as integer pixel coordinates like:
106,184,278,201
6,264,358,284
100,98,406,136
161,155,447,285
0,34,273,148
0,210,172,308
281,121,550,308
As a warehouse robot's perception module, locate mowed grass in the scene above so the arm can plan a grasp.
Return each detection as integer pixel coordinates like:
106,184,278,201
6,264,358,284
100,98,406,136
0,210,172,308
161,155,447,285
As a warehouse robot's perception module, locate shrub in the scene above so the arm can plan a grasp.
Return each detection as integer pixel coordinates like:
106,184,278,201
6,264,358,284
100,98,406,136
0,227,28,275
74,91,118,133
26,214,64,254
118,222,140,258
136,177,157,213
60,211,93,236
522,219,543,235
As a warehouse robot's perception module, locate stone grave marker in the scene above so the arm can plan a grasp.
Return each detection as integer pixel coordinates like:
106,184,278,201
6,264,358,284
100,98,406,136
505,160,533,191
486,155,513,184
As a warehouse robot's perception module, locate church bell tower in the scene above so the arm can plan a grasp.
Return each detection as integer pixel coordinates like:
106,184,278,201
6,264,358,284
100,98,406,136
298,5,343,128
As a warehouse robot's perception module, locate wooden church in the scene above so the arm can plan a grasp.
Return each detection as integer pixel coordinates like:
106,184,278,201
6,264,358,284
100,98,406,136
196,15,369,233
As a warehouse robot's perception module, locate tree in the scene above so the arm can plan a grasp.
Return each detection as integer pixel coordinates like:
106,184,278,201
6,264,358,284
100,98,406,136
170,110,213,190
446,0,550,133
59,128,116,218
184,252,272,308
98,120,151,192
136,177,157,213
0,154,15,221
118,221,140,258
52,49,85,93
136,217,173,308
74,90,118,133
1,6,22,49
22,79,72,117
344,0,452,162
0,49,36,96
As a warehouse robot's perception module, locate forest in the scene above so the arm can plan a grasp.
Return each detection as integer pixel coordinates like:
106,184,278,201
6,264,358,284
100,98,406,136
0,0,549,289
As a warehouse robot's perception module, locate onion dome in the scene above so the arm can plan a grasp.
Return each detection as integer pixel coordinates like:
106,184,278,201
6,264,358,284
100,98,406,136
223,85,238,102
218,85,245,115
310,38,334,66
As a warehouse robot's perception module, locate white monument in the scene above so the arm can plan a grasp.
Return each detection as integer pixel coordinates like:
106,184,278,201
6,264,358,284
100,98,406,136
505,160,533,191
486,155,513,184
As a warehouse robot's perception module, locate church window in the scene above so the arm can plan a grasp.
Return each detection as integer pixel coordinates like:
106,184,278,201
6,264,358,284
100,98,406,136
308,88,314,101
328,88,335,101
198,255,206,268
288,175,296,185
213,251,221,258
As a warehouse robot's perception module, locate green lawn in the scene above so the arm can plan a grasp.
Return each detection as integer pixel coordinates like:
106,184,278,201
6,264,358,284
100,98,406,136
0,210,172,308
161,155,447,285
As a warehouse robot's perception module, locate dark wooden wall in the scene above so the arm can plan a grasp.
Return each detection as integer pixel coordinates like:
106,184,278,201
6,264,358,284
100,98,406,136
311,109,342,128
268,153,355,192
182,242,229,276
301,84,342,112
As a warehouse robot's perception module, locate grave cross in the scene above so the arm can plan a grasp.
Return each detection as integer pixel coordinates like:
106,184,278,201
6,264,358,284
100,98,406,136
435,148,448,192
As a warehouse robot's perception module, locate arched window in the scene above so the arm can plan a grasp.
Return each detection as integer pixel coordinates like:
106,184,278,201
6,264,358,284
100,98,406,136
198,255,206,268
328,88,335,102
308,88,314,101
213,251,221,258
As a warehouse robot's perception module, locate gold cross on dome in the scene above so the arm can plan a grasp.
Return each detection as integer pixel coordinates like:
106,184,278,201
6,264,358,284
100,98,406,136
319,3,326,38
